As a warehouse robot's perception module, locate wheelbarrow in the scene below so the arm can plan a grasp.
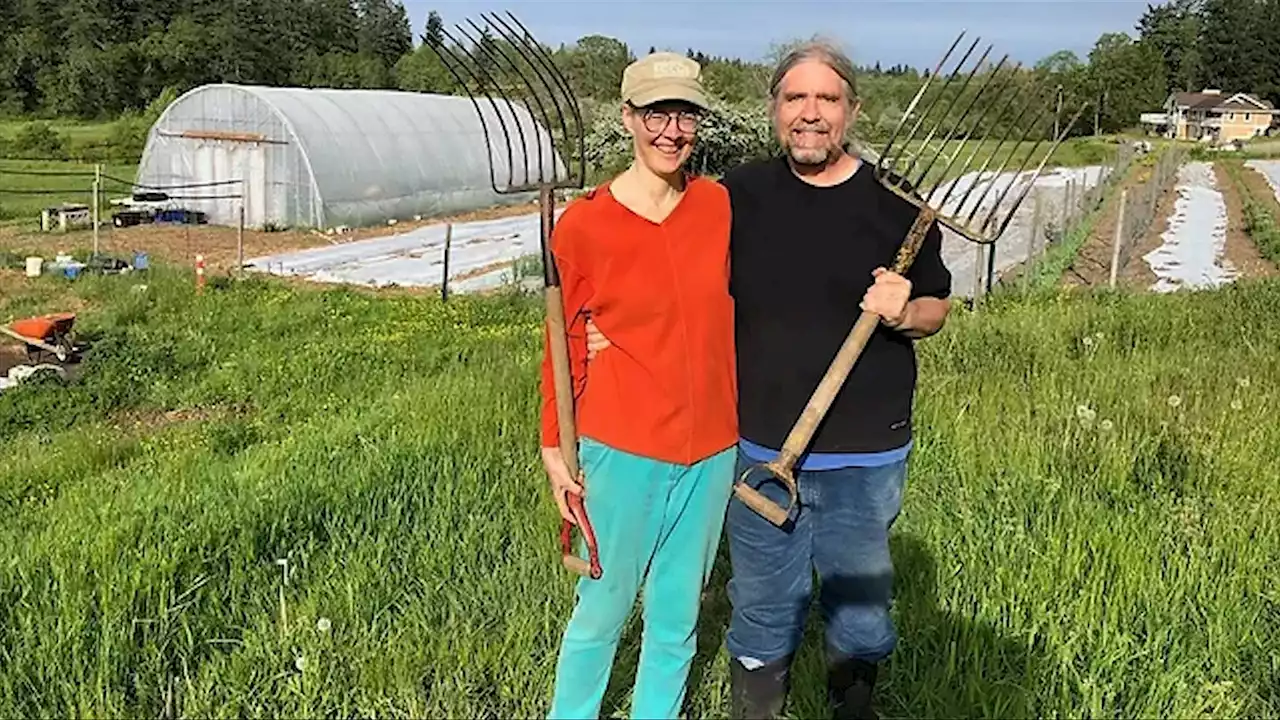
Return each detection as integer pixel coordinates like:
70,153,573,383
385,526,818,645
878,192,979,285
1,312,77,363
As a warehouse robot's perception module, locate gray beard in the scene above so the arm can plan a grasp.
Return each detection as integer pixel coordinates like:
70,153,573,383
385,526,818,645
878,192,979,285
787,144,835,166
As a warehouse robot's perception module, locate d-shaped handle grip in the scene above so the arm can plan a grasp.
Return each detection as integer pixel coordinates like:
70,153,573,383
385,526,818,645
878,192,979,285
733,463,798,527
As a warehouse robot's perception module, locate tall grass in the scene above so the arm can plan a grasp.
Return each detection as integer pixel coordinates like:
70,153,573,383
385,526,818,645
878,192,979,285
1,267,1279,718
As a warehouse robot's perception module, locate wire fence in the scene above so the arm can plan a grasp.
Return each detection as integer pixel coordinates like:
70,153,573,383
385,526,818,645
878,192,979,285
1105,146,1185,283
969,142,1137,301
0,162,248,273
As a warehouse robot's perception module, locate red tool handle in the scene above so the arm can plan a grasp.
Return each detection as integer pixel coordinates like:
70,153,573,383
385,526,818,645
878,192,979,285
560,491,602,579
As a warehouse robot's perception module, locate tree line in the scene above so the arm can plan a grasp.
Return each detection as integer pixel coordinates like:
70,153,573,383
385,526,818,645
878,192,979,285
1,0,1278,138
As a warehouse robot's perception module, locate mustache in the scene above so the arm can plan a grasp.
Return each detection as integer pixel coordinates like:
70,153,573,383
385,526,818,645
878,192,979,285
791,121,831,131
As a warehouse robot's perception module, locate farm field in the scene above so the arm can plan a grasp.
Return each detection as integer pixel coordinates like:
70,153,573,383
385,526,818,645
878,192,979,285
1055,147,1280,293
2,262,1280,718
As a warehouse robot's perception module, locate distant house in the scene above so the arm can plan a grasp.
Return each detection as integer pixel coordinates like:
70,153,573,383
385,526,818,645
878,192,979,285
1139,89,1279,142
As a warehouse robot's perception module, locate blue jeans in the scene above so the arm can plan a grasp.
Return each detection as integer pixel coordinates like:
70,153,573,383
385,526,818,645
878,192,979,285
724,449,908,667
548,437,736,719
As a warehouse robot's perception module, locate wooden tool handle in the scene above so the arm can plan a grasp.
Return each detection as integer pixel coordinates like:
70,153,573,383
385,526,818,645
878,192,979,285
544,285,579,478
732,483,791,526
562,555,592,576
771,206,937,473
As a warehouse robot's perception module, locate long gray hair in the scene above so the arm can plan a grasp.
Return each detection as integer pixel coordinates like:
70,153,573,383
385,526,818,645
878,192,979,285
768,38,860,105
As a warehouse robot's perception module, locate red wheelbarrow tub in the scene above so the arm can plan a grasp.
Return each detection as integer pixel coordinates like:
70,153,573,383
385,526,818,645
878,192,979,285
8,313,76,342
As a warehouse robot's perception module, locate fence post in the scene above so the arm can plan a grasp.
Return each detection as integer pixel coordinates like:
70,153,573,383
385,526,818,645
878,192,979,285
1023,194,1044,292
1064,180,1074,235
973,243,984,309
92,163,101,259
237,179,245,275
1109,189,1129,288
441,222,453,302
984,239,997,295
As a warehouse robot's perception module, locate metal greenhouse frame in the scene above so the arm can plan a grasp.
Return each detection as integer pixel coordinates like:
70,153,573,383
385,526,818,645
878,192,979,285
135,83,564,230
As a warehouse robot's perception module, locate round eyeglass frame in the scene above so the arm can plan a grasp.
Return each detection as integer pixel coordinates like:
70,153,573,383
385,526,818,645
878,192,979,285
638,107,702,134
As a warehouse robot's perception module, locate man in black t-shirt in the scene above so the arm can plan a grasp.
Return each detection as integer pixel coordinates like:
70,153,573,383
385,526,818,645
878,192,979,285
718,42,952,720
584,41,952,720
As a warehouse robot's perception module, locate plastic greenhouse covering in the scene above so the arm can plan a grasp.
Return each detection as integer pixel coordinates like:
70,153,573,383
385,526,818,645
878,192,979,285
135,84,564,229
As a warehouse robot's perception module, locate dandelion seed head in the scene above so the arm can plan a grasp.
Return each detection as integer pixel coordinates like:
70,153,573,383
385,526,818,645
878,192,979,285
1082,336,1095,348
295,655,306,672
1167,395,1182,408
1237,377,1251,389
317,617,331,633
1100,419,1114,431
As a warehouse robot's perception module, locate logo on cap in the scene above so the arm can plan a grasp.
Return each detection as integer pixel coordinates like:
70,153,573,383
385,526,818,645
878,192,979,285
651,60,696,78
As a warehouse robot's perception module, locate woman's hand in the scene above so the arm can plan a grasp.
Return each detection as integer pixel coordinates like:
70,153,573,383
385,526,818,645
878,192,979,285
541,446,584,524
585,317,612,359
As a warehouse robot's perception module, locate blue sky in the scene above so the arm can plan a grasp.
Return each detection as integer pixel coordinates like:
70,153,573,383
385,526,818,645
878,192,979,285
405,0,1155,69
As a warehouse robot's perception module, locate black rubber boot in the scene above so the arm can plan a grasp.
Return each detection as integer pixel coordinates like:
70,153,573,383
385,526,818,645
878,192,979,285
826,652,879,720
729,655,791,719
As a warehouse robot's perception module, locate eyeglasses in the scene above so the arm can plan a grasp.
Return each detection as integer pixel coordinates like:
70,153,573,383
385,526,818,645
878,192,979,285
639,108,701,134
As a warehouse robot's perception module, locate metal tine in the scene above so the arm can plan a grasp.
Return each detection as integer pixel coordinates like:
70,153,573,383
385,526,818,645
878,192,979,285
955,80,1055,227
959,84,1056,232
454,19,541,187
989,102,1090,239
487,11,583,188
980,98,1082,236
878,33,979,186
877,32,967,177
935,65,1042,220
911,52,1012,198
483,12,570,185
923,58,1020,210
432,26,518,193
446,22,535,190
893,40,994,195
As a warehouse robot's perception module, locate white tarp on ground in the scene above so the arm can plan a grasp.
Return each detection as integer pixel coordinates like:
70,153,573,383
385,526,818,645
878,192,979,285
937,165,1109,297
247,164,1106,298
245,210,561,291
1142,161,1238,293
1245,159,1280,203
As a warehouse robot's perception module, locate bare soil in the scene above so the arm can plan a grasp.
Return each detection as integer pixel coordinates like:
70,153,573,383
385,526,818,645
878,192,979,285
0,199,543,275
1050,159,1163,290
1066,159,1175,290
1213,163,1280,279
0,344,26,377
1238,162,1280,218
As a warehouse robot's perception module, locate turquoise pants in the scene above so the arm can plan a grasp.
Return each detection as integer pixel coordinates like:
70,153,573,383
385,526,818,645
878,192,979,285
548,437,736,720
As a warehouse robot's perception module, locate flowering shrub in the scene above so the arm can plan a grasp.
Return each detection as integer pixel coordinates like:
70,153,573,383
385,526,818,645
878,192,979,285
583,97,780,180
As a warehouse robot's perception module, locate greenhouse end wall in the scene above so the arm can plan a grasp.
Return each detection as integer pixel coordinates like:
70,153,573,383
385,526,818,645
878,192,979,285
136,84,566,229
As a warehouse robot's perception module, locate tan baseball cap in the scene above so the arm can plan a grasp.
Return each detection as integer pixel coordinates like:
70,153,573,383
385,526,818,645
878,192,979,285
620,52,711,111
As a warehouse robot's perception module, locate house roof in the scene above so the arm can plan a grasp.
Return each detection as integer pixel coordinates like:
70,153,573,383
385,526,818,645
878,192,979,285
1171,91,1275,111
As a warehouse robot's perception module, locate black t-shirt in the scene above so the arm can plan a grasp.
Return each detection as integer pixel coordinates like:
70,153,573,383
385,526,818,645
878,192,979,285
723,155,952,454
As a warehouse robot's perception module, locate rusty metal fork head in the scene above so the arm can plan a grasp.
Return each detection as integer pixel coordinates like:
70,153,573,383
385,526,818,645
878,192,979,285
428,11,586,197
872,30,1090,245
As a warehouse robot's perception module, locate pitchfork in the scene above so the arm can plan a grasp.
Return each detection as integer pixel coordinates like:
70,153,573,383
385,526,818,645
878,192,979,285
428,12,600,578
733,31,1090,526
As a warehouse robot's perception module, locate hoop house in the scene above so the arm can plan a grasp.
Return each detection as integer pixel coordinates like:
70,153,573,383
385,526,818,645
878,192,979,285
135,84,563,229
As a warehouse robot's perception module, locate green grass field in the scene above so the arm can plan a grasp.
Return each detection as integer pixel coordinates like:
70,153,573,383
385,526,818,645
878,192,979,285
0,118,118,145
0,159,141,223
872,135,1131,191
2,262,1278,718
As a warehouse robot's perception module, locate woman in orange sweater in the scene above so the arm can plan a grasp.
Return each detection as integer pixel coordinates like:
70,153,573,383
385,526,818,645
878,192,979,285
539,52,738,719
